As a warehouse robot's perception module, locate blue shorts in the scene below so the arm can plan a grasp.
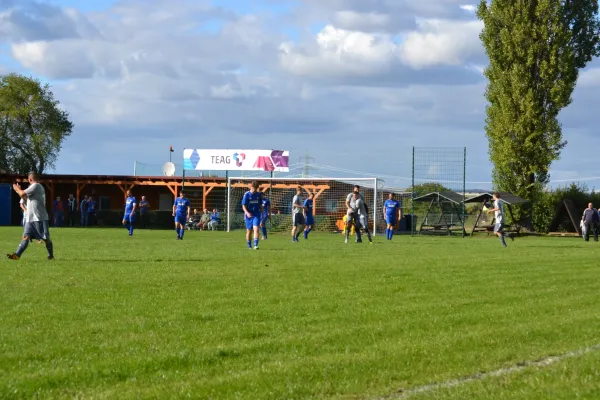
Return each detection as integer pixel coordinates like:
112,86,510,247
123,213,136,222
174,214,187,225
305,215,314,226
245,215,261,229
385,216,397,225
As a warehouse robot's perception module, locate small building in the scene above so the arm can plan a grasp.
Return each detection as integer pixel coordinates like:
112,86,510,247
0,173,227,227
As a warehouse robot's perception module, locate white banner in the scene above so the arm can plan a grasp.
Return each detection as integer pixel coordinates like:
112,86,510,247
183,149,290,172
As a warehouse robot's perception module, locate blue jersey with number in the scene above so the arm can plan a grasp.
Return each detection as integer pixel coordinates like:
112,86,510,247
125,196,136,214
262,198,271,217
384,199,400,217
174,197,190,216
242,191,263,217
303,198,313,217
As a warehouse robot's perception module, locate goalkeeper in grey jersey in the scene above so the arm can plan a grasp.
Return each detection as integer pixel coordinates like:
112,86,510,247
345,185,365,243
353,192,373,244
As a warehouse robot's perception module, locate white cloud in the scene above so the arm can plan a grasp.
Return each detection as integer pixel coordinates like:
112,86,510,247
280,25,398,76
460,5,477,13
399,19,484,69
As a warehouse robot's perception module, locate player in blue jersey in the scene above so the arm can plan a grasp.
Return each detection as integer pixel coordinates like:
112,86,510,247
122,190,137,236
242,181,263,249
383,193,402,240
173,191,191,240
303,194,314,239
260,194,271,240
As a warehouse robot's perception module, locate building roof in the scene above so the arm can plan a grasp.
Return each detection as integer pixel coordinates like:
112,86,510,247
0,173,226,184
464,192,529,205
413,191,464,204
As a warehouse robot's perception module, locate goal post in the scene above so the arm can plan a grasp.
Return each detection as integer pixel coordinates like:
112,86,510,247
226,177,383,235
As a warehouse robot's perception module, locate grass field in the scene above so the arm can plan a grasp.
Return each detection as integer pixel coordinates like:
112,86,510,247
1,227,599,399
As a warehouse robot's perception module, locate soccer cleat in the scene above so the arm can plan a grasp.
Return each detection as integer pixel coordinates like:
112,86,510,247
6,253,20,260
254,246,259,250
344,238,348,244
48,256,55,261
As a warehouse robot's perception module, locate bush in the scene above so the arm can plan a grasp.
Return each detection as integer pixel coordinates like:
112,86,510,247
533,183,600,233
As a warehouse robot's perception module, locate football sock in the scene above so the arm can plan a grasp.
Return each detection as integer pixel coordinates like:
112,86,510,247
176,227,180,237
500,235,506,246
262,226,267,238
247,240,252,248
254,238,259,247
390,230,394,240
45,240,54,258
179,229,184,239
129,223,134,235
16,239,29,257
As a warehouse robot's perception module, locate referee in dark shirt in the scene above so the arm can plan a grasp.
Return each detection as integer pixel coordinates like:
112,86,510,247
582,203,599,242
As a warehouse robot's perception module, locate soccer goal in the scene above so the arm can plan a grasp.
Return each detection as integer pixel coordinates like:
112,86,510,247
226,177,384,235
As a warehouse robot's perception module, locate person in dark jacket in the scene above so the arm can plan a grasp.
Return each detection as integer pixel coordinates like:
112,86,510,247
582,203,599,242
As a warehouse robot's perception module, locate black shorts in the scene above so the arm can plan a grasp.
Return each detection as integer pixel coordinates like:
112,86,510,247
293,213,305,226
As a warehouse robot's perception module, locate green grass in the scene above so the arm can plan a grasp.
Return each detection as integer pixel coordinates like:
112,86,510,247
1,227,599,399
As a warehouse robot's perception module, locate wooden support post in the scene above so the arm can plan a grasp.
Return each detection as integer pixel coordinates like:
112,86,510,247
312,187,327,217
470,202,484,236
164,184,175,196
76,183,87,201
203,185,215,210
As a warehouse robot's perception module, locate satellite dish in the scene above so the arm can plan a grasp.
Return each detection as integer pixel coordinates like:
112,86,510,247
162,162,176,177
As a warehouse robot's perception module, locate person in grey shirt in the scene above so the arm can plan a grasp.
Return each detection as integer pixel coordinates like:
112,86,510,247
354,192,373,244
7,172,55,260
345,185,364,243
581,203,599,242
291,186,305,242
487,192,514,248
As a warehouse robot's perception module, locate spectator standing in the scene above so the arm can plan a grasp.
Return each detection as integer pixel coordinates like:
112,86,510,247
582,203,599,242
139,196,150,228
67,194,77,227
199,208,210,230
80,195,89,227
53,196,64,227
88,196,97,226
208,208,221,230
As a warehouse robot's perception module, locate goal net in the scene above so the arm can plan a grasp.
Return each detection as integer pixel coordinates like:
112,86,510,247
226,177,384,235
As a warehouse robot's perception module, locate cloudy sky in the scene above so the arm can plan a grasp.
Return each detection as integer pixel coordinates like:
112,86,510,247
1,0,599,189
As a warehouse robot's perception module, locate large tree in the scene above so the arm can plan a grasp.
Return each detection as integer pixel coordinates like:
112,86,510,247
477,0,600,205
0,73,73,174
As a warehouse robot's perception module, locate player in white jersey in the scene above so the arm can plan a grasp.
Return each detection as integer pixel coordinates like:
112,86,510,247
487,192,513,247
291,186,305,242
7,173,54,260
345,185,364,243
353,192,373,244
